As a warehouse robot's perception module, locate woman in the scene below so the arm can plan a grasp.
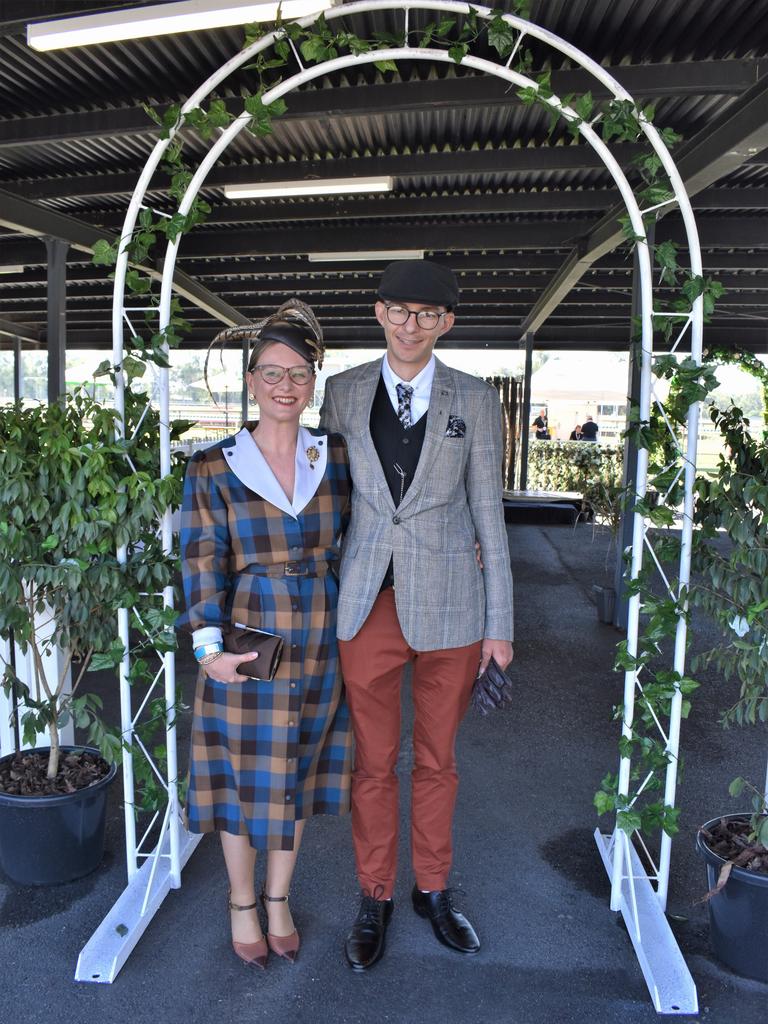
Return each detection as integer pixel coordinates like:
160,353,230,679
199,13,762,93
178,301,352,969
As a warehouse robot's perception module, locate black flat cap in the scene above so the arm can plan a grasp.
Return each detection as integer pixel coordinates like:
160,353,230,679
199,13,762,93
258,320,318,364
377,260,459,309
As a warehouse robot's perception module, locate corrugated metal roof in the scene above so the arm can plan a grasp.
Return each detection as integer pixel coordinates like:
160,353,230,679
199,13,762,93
0,0,766,350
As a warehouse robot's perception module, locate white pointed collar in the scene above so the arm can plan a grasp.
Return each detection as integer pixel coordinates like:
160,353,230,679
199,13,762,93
221,425,327,519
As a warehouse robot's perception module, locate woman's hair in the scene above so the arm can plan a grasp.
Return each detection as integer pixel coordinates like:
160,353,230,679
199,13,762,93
203,298,323,404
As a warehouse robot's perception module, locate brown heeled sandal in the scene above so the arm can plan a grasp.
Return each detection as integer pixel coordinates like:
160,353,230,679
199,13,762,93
261,890,300,962
228,893,269,968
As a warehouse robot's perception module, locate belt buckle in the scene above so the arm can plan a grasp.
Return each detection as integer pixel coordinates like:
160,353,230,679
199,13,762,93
285,561,307,576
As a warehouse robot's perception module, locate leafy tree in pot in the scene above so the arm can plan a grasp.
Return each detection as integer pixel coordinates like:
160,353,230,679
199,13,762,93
0,386,185,783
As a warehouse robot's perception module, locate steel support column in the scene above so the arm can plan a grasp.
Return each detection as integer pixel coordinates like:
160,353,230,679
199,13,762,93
519,331,534,490
45,237,68,402
13,334,22,401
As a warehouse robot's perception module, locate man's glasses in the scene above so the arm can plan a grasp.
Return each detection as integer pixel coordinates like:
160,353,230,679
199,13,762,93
384,304,447,330
251,364,315,385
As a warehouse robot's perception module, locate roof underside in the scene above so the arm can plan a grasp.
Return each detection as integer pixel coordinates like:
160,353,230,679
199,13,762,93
0,0,766,353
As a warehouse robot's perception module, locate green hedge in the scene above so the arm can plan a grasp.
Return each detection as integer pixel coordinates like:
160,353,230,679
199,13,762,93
526,440,624,493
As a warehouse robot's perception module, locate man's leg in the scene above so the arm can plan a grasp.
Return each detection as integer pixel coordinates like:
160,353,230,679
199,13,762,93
409,640,483,954
339,589,411,896
338,589,411,970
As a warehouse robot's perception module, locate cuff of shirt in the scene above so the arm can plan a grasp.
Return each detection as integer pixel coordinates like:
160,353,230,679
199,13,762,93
192,626,223,650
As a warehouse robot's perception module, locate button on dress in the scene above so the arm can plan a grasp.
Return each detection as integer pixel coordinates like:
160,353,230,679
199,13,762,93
178,424,352,850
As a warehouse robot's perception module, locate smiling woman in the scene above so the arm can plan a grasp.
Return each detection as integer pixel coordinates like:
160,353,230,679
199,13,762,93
176,299,353,968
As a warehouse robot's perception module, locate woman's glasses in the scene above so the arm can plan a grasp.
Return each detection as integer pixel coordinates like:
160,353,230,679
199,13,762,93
251,364,315,385
385,304,447,330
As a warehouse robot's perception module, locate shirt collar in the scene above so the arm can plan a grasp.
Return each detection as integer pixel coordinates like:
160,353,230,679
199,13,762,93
222,425,327,519
381,354,435,398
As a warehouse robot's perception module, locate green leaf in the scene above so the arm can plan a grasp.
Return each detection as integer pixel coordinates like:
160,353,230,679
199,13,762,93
374,59,398,73
448,42,469,63
92,239,118,267
728,776,746,797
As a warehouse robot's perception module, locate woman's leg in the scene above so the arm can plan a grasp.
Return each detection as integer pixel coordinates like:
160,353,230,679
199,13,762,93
263,819,306,936
220,831,263,944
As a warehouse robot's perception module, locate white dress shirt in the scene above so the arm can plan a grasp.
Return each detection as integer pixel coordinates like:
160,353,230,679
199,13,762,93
380,354,435,425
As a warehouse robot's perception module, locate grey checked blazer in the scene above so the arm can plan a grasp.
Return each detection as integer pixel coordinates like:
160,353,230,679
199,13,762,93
320,357,514,651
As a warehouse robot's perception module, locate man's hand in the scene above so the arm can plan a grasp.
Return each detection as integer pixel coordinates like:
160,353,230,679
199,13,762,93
478,639,513,675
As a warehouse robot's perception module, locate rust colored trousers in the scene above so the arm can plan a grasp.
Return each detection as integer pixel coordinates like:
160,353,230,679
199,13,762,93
338,588,482,898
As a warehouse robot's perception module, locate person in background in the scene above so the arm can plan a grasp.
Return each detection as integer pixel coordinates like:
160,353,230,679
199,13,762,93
569,424,583,441
580,414,599,441
320,260,514,972
178,301,352,970
532,408,550,440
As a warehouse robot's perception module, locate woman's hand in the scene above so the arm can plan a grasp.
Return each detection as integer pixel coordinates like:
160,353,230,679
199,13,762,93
205,651,259,683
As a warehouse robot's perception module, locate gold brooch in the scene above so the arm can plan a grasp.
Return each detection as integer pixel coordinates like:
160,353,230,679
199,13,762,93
306,445,320,469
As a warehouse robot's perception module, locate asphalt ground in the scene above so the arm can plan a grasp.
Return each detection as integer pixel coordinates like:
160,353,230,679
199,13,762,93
2,522,767,1024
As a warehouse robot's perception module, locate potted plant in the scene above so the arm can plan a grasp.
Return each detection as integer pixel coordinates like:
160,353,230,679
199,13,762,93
689,402,768,981
0,385,181,885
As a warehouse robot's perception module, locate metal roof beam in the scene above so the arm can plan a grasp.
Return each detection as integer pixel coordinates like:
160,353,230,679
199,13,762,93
519,72,768,337
0,315,40,343
8,145,646,201
0,187,249,326
52,323,768,352
1,60,766,150
80,186,768,232
2,244,767,276
152,217,768,259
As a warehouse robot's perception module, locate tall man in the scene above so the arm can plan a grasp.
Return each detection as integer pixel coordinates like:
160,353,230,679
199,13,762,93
320,260,514,971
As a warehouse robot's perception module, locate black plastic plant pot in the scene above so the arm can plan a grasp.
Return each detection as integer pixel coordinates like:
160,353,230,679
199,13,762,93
0,746,117,886
696,814,768,983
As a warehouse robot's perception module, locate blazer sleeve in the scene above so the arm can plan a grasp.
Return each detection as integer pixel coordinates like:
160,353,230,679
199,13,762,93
319,376,341,435
177,451,232,636
466,387,515,642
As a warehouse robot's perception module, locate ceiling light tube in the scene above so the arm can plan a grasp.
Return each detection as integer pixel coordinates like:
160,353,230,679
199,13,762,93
0,265,25,275
307,250,425,263
27,0,335,51
224,176,394,199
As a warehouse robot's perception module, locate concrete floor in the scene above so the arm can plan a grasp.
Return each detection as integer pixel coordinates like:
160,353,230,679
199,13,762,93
2,522,767,1024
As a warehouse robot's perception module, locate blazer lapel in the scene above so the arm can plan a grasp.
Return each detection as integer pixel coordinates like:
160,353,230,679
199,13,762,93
397,358,455,515
353,360,396,512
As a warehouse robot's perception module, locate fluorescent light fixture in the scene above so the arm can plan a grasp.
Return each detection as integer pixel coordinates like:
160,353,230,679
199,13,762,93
224,176,394,200
308,250,425,262
0,265,25,274
27,0,335,51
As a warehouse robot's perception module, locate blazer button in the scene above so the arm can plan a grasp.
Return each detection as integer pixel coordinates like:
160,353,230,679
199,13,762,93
392,515,401,524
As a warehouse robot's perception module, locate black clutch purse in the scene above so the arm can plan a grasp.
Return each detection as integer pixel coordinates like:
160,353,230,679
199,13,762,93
471,657,513,715
224,624,284,681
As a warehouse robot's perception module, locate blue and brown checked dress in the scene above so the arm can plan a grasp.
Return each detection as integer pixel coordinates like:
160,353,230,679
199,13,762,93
178,423,352,851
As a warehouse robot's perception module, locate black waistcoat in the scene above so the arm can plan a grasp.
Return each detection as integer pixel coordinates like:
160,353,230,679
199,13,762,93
370,375,428,508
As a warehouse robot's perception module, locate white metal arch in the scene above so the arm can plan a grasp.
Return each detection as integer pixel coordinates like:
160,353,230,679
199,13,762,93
77,3,704,1011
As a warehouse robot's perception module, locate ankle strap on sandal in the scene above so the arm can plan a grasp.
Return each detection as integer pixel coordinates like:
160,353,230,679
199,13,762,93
262,891,290,903
228,898,258,911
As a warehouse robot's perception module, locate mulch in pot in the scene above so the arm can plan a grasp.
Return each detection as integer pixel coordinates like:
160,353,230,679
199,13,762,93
0,749,111,798
701,816,768,877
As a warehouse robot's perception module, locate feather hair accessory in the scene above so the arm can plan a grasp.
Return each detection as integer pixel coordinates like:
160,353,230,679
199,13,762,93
203,297,324,406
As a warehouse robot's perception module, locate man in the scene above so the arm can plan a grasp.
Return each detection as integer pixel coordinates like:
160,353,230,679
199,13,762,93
580,414,599,441
320,260,514,971
532,408,550,439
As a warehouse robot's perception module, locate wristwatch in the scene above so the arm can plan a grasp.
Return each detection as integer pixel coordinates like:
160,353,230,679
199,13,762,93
194,642,224,666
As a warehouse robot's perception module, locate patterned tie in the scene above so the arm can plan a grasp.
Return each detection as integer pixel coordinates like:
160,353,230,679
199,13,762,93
396,382,414,429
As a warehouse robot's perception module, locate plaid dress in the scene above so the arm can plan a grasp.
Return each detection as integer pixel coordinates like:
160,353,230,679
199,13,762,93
177,425,352,850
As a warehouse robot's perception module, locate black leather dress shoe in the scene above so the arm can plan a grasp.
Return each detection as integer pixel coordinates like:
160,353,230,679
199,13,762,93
345,894,394,971
411,887,480,954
